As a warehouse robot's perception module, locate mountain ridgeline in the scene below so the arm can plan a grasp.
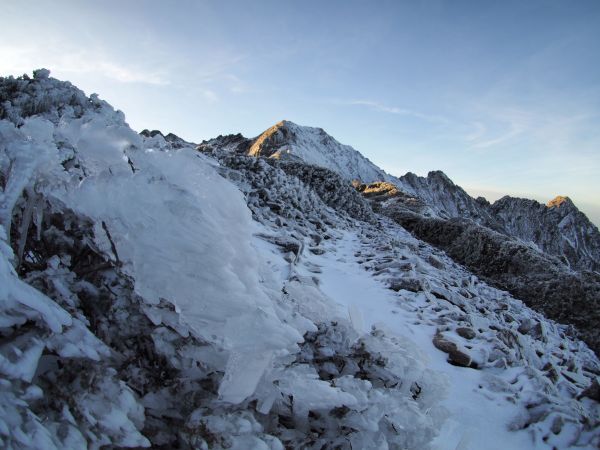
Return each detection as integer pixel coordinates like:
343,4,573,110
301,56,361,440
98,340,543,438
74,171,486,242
201,119,600,272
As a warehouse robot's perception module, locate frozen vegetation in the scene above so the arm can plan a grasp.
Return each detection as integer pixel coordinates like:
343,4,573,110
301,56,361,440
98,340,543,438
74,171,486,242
0,70,599,449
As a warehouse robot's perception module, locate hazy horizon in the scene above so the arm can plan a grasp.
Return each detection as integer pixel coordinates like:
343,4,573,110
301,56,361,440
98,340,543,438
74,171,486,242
2,0,599,225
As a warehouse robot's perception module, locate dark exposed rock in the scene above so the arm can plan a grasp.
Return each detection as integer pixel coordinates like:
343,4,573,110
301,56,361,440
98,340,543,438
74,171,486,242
139,129,164,138
491,195,600,272
139,129,193,149
388,278,424,293
256,233,302,256
356,175,600,274
397,171,503,228
579,378,600,402
432,333,475,368
456,327,476,340
197,133,252,154
274,161,374,222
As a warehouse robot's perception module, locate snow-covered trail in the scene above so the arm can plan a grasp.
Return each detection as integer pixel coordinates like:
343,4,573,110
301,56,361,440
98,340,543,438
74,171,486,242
308,230,537,450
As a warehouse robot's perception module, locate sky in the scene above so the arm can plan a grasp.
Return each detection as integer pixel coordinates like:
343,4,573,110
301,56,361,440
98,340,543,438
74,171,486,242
2,0,600,224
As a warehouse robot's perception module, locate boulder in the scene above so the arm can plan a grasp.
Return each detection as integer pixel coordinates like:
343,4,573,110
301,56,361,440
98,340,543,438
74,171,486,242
456,327,476,340
433,333,476,368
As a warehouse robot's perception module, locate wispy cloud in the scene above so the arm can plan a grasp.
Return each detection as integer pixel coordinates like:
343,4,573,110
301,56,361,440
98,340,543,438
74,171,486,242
0,43,170,86
342,99,450,124
0,39,255,103
464,121,486,142
465,101,599,154
469,120,527,149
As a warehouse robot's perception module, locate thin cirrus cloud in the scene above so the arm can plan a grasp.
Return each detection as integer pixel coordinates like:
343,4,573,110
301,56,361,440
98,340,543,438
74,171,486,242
466,103,599,153
0,41,250,104
344,100,450,124
468,120,526,149
0,43,170,87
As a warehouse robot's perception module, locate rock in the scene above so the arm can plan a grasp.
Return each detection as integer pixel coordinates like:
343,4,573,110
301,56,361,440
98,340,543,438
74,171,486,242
256,234,302,256
427,255,445,270
388,278,424,293
579,378,600,402
309,247,326,255
456,327,476,340
432,333,475,368
33,68,51,79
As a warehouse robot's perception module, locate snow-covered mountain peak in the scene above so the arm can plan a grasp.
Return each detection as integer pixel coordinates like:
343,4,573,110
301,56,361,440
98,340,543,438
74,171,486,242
247,120,392,183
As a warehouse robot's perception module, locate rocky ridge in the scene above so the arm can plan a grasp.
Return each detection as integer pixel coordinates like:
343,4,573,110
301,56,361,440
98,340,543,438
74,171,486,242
213,119,600,275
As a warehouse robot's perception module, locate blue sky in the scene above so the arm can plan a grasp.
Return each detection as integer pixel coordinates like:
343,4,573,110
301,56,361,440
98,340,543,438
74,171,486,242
2,0,600,224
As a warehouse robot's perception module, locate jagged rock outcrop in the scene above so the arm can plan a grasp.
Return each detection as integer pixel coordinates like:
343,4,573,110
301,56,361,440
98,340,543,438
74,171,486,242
491,195,600,271
139,129,191,149
353,171,600,272
196,132,251,154
353,181,433,216
382,171,600,271
398,171,503,228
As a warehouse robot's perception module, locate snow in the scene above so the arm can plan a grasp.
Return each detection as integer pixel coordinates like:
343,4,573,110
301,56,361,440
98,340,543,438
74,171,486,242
304,227,599,449
313,233,528,449
52,124,304,406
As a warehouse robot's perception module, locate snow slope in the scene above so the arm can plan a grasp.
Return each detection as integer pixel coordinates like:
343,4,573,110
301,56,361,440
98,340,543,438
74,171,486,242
311,227,598,449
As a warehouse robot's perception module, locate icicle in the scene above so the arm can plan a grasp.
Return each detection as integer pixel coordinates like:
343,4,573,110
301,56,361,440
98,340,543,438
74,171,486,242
34,196,44,241
0,143,37,241
16,188,36,266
